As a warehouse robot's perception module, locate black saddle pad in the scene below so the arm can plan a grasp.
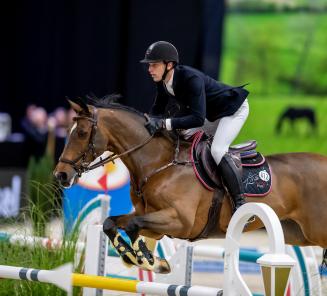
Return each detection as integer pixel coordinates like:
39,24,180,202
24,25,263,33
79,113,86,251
190,132,272,196
241,153,272,197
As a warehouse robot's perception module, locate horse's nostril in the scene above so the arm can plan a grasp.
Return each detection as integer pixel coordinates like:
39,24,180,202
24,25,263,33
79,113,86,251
55,172,68,182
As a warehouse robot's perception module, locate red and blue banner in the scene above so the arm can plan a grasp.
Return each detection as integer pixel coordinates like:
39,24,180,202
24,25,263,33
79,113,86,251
63,156,132,232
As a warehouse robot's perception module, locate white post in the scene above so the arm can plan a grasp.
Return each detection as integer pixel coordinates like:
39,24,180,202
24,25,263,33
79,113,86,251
83,225,108,296
223,203,295,296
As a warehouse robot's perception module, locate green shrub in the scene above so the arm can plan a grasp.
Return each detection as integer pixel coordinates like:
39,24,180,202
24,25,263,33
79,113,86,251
26,154,61,237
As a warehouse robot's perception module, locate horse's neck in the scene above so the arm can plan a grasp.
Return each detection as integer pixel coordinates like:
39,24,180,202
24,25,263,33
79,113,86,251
101,109,173,184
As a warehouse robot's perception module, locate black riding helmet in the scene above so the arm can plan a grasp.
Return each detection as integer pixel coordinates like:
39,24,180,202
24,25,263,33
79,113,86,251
140,41,179,81
140,41,179,64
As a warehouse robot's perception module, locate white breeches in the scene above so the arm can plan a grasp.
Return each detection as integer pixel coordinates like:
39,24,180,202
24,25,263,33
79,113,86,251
211,99,249,165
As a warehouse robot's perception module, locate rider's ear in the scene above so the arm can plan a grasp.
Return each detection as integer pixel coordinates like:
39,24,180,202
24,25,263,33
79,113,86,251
167,62,174,70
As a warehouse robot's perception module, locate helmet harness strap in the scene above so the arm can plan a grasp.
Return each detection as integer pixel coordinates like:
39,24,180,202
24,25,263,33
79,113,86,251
161,61,174,81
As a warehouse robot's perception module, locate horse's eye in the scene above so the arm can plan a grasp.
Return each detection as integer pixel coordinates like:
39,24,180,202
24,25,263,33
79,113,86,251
77,130,88,138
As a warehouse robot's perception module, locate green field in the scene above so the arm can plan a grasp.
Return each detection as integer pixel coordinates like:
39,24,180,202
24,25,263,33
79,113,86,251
234,95,327,155
221,12,327,155
221,12,327,95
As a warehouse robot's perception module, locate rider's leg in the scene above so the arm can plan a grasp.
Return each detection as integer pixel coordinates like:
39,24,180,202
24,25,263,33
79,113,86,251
211,99,249,214
218,153,245,212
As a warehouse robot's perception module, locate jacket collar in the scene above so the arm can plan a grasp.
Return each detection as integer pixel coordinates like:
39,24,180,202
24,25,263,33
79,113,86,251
172,65,181,90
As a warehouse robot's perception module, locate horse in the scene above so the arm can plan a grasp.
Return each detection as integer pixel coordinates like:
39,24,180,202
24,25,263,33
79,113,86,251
54,96,327,274
275,106,317,135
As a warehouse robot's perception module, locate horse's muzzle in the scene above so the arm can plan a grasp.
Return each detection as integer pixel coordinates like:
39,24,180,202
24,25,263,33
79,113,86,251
54,171,76,188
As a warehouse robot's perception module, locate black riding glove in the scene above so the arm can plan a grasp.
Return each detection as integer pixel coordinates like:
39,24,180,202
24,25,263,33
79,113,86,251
145,117,165,135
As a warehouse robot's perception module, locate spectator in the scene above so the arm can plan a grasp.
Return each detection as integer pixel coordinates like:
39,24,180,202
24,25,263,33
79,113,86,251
21,105,48,160
49,107,69,161
49,107,69,138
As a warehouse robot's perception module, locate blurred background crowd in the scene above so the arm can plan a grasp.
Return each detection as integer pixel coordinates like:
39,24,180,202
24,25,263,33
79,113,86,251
0,105,74,165
0,0,326,213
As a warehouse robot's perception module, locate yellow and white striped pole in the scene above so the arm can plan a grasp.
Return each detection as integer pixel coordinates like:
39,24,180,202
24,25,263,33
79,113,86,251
72,273,138,292
72,273,223,295
0,263,222,296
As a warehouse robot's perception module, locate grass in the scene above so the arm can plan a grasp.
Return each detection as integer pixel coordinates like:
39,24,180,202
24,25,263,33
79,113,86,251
221,12,327,154
0,175,82,295
234,95,327,155
0,240,81,296
221,12,327,95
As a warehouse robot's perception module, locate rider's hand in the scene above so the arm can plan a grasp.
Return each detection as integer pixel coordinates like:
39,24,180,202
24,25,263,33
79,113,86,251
144,117,165,135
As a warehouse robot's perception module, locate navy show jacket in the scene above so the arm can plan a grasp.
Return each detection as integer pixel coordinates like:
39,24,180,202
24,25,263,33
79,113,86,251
150,65,249,130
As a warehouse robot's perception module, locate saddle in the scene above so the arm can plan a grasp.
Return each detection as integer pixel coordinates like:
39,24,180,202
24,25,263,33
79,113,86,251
191,131,272,197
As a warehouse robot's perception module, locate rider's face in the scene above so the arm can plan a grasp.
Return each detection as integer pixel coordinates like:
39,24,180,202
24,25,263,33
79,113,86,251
148,62,166,82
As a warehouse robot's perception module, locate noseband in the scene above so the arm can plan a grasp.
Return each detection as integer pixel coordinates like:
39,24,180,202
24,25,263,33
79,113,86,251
59,109,99,176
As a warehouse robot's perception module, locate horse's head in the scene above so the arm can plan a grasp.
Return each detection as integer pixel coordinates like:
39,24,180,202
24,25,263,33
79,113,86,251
54,99,107,187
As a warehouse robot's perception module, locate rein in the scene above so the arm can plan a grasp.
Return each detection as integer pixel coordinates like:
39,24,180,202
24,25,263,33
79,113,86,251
59,107,194,198
132,133,194,198
59,108,155,177
87,134,154,171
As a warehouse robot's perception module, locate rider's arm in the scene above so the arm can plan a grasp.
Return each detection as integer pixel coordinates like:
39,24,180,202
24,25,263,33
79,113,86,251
167,76,205,130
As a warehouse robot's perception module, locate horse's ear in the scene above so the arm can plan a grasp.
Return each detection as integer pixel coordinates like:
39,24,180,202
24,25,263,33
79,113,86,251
67,97,90,114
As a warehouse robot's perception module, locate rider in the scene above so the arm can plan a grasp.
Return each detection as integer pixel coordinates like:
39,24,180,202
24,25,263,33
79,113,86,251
140,41,250,214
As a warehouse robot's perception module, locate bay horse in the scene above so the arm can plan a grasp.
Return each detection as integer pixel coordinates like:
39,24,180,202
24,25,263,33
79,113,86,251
54,96,327,273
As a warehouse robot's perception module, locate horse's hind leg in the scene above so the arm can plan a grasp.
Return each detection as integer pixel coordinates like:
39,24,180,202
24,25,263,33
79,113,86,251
281,219,312,246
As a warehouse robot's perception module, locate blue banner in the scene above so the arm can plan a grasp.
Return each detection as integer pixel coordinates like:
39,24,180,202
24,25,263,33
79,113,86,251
63,158,132,232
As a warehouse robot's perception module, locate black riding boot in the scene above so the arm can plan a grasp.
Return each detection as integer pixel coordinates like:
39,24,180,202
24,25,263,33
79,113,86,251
218,153,245,214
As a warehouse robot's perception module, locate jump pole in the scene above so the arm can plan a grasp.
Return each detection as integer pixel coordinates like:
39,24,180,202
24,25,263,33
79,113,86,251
73,274,223,296
0,263,223,296
0,263,72,295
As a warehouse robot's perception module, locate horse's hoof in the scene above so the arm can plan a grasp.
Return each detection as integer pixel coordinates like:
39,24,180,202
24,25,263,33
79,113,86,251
153,258,171,274
120,257,134,268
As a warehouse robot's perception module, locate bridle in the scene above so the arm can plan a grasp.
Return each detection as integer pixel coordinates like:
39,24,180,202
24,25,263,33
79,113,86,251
59,108,154,177
59,109,99,176
58,107,193,200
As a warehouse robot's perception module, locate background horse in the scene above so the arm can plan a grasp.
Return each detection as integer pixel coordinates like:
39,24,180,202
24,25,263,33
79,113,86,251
54,96,327,273
275,106,317,135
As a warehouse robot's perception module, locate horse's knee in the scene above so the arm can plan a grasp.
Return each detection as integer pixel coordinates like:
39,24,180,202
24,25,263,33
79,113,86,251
126,217,143,232
125,217,144,243
103,217,117,238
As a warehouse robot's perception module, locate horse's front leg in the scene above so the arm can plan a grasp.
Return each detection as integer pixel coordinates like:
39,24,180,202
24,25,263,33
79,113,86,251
103,214,167,273
124,207,188,274
103,214,139,268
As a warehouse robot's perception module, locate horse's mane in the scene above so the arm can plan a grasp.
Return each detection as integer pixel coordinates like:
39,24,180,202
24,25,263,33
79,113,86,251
79,93,190,146
85,93,144,117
